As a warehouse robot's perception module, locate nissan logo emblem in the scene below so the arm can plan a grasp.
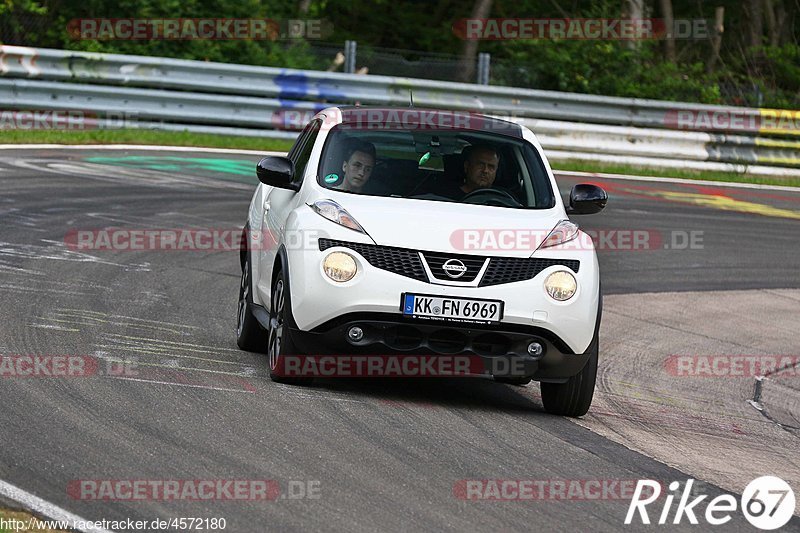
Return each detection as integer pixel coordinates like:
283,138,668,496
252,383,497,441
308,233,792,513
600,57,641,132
442,259,467,279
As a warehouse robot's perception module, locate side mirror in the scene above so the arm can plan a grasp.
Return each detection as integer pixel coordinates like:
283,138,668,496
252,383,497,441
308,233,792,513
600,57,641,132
256,156,298,191
567,183,607,215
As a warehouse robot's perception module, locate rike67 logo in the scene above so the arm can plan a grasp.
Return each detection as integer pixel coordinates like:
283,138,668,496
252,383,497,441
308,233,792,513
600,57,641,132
626,477,796,530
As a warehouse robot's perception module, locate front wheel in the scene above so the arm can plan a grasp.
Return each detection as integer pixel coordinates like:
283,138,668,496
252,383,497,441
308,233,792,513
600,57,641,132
236,247,268,352
540,334,598,417
267,267,312,385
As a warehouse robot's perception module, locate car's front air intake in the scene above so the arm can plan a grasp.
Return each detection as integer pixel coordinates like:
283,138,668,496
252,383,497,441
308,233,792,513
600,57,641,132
319,239,428,282
318,239,579,286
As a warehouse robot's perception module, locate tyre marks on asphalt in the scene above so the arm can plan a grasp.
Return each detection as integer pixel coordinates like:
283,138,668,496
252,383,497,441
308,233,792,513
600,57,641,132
0,154,266,397
103,348,259,392
94,335,260,382
573,290,800,505
101,333,242,359
0,206,50,232
39,308,200,336
26,307,262,393
0,239,150,273
107,375,257,394
28,323,81,332
0,157,255,191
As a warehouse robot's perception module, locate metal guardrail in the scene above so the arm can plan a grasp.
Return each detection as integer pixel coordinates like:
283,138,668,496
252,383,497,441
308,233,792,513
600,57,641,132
524,119,800,167
1,45,799,175
4,45,799,134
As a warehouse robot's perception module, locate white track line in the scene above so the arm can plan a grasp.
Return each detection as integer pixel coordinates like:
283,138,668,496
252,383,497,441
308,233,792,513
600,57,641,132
109,376,255,393
0,479,113,533
0,144,797,192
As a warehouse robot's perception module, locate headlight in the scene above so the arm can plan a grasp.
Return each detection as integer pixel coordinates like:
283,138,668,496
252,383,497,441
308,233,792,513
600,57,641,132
539,220,579,249
323,252,357,282
544,270,577,301
310,199,366,234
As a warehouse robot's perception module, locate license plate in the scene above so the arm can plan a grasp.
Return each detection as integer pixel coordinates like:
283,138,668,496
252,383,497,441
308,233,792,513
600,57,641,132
401,293,503,324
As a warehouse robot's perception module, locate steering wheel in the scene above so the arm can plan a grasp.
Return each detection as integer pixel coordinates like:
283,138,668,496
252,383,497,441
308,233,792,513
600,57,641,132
461,188,523,208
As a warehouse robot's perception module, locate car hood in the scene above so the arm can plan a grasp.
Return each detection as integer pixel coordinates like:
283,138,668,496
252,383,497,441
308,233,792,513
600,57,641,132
328,195,567,258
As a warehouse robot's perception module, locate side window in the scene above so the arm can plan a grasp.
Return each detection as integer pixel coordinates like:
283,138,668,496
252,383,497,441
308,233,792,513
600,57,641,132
290,119,322,182
287,121,312,160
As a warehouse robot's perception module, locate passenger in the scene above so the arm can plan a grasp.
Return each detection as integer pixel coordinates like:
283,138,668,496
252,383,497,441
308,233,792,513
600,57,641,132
338,140,376,193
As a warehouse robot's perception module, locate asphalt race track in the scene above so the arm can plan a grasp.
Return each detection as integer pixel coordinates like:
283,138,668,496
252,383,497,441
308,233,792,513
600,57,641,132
0,147,798,532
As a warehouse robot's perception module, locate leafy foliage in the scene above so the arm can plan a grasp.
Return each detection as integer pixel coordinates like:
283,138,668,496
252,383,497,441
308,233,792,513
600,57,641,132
1,0,798,108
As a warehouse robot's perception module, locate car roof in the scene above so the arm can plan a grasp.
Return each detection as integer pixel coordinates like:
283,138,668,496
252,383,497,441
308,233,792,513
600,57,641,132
331,106,523,138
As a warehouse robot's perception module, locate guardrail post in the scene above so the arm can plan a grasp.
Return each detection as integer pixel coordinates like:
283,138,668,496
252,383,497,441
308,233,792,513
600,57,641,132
477,53,490,85
344,40,357,74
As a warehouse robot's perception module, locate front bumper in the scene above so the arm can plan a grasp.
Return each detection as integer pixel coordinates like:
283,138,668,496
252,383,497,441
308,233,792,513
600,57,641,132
289,313,593,381
286,240,600,356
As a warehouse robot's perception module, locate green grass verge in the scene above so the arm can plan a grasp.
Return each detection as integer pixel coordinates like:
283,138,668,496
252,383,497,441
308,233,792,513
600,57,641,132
0,129,294,152
0,129,797,188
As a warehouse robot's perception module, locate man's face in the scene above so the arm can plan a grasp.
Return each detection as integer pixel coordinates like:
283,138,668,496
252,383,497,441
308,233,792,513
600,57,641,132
342,151,375,191
463,148,499,191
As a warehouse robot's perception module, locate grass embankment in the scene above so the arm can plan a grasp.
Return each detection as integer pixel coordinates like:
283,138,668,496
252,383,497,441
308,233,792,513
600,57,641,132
0,129,293,153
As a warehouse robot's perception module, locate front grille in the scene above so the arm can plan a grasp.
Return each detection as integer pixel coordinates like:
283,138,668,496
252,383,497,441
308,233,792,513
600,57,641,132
480,257,580,287
318,239,579,287
319,239,427,282
421,251,486,282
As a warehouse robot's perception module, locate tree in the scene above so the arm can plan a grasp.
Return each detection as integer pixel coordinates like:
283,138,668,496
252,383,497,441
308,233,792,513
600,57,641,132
457,0,492,83
658,0,675,62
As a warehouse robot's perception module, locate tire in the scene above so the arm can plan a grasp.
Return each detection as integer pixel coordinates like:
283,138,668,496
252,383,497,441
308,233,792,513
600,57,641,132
236,237,268,352
540,334,598,417
267,265,313,385
494,376,532,386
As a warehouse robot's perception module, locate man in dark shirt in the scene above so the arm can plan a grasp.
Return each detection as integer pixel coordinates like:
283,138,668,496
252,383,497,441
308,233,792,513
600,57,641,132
437,144,500,200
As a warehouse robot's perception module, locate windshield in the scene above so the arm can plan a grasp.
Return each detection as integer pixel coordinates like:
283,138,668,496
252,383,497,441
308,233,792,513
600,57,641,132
317,125,555,209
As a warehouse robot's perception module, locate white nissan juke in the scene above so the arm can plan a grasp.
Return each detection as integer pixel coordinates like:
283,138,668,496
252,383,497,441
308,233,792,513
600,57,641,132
236,107,607,417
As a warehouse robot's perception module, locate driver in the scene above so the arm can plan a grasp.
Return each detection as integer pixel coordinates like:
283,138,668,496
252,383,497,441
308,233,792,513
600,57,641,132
436,144,499,199
462,144,499,193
